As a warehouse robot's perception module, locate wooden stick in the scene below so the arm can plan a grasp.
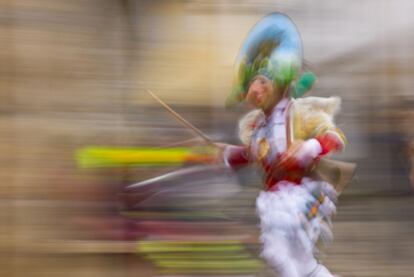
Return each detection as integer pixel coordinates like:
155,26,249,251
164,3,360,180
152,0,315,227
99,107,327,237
147,89,217,147
158,137,204,148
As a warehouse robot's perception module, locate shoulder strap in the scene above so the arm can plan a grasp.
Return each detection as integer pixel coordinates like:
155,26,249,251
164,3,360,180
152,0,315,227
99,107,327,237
285,100,294,149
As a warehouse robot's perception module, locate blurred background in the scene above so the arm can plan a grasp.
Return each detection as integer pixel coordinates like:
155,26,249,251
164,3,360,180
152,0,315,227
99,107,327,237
1,0,414,276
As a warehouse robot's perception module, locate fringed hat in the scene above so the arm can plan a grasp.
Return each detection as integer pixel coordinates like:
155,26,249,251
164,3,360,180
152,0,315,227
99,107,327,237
226,13,316,107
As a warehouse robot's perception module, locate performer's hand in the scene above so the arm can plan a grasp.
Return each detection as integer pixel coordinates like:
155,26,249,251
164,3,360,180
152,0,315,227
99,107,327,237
210,142,231,164
316,131,344,155
216,144,250,168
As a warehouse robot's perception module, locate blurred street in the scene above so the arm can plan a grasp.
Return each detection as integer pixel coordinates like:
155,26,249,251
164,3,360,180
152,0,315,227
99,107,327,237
1,194,414,276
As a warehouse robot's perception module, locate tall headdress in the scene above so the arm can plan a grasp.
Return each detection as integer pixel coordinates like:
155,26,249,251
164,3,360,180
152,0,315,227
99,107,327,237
226,13,315,107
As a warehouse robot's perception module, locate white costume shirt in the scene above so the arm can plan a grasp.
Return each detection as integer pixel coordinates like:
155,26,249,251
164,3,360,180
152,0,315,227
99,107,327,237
250,98,290,163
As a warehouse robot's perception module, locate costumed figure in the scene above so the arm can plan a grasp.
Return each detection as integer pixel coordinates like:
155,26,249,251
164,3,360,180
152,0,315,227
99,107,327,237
222,13,352,277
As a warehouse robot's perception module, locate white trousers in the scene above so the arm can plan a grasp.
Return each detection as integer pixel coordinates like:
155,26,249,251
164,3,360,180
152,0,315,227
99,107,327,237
261,229,334,277
256,181,337,277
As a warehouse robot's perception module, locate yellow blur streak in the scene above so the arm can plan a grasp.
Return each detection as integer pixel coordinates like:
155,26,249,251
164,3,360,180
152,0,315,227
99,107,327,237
76,147,213,168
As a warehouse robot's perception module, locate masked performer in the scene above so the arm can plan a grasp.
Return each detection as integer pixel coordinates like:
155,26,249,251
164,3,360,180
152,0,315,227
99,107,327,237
222,13,347,277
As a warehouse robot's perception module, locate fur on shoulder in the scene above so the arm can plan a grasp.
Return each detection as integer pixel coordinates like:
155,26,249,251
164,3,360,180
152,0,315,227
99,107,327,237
238,109,265,145
292,96,341,116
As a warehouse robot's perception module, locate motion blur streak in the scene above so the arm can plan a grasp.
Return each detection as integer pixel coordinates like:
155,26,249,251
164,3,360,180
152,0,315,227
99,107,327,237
76,146,215,167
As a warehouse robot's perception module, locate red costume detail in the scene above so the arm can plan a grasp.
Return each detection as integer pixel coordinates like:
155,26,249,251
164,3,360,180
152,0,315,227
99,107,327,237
263,155,309,191
316,132,343,156
225,146,307,191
